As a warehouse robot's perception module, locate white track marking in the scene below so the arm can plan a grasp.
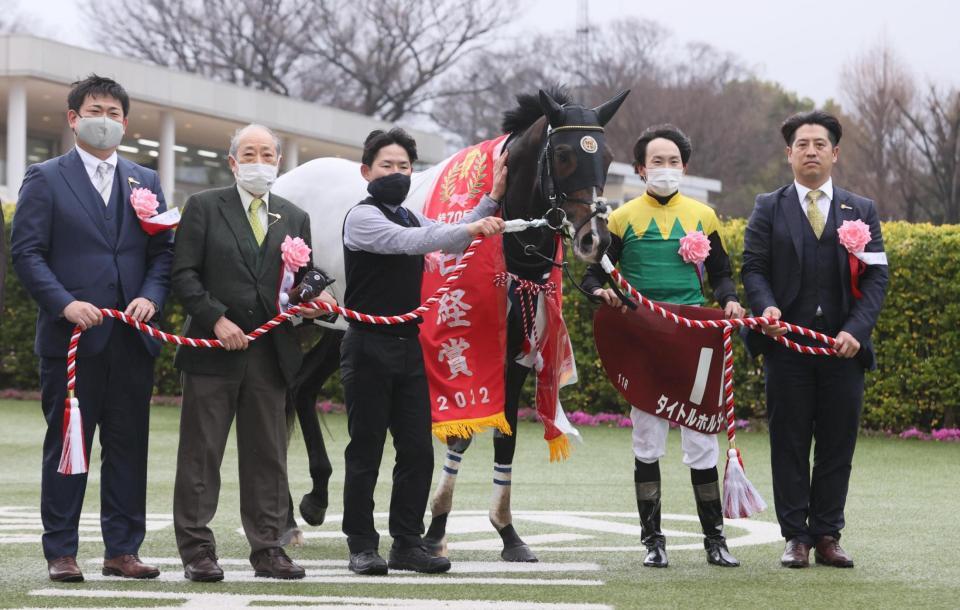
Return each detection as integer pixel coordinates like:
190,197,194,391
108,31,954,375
29,589,612,610
82,571,602,586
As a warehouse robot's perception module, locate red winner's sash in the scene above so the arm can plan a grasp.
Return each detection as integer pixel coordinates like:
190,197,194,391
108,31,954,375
421,136,511,440
594,303,726,434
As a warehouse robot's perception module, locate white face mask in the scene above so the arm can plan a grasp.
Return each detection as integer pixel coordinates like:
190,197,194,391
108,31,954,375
644,167,683,197
75,116,125,150
234,162,279,196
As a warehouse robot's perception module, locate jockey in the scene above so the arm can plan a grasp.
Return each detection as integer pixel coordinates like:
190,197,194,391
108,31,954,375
339,128,507,576
581,124,745,568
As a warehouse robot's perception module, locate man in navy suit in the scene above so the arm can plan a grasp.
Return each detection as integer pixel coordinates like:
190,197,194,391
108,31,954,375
11,75,173,582
742,110,888,569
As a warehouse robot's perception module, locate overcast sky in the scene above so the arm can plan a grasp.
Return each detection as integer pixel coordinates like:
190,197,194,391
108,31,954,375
15,0,960,105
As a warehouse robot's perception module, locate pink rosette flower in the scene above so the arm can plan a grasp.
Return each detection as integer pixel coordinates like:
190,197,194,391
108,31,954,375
280,235,312,272
837,219,871,253
130,187,159,220
678,230,711,265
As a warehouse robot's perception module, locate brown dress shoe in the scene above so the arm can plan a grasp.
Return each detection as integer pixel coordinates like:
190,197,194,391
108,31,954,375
102,554,160,579
780,539,811,568
250,547,305,579
815,536,854,567
184,550,224,582
48,556,84,582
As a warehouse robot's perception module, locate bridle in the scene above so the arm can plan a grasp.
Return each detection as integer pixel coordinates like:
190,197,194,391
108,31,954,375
500,119,614,301
537,123,611,238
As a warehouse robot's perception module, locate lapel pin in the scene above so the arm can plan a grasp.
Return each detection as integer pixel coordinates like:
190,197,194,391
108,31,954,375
840,204,852,210
127,176,141,187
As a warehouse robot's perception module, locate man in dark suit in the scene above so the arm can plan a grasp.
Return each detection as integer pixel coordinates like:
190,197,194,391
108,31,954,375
742,110,888,569
11,75,173,582
171,124,335,582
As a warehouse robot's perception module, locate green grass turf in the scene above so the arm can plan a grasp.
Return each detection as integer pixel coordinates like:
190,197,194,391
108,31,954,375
0,398,958,609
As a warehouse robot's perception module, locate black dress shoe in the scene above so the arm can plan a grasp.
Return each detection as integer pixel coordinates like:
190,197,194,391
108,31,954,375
388,545,452,574
349,550,388,575
184,550,224,582
299,491,328,527
643,540,669,568
780,539,811,568
705,537,740,567
250,547,305,579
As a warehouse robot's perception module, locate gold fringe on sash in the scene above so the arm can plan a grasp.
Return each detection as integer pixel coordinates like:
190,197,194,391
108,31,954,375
547,433,571,462
432,412,513,442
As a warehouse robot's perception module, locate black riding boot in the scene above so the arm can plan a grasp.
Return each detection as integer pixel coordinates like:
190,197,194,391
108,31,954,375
635,460,667,568
692,468,740,567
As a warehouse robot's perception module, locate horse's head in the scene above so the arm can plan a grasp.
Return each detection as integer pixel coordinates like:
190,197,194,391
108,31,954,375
536,88,630,262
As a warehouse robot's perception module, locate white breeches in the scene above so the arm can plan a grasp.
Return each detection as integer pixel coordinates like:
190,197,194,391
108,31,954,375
631,407,718,470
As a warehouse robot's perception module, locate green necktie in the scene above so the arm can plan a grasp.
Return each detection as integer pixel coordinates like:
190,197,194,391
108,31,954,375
805,190,825,239
248,198,266,246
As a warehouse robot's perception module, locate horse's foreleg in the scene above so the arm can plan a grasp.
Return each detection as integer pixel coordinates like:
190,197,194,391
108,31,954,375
491,360,538,562
290,329,344,527
424,435,472,557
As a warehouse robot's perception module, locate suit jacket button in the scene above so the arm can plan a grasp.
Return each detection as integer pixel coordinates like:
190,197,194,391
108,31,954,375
247,310,254,315
108,283,116,290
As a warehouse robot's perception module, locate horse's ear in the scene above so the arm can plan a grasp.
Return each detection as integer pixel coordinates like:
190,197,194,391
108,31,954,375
593,90,630,126
539,89,565,127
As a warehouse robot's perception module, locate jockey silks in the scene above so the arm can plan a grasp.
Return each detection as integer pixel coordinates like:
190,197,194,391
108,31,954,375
342,198,423,337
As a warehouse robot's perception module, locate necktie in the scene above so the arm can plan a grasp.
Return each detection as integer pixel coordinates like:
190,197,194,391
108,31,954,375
396,206,411,227
95,162,111,206
805,190,825,239
248,198,266,246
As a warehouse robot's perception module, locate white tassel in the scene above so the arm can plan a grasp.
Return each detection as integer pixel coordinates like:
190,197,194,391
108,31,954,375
58,397,88,475
722,448,766,518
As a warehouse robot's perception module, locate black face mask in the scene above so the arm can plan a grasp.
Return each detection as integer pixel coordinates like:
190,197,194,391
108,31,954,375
367,172,411,206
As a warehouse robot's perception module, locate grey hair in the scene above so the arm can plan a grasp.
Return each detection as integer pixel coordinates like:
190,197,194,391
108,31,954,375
228,124,281,158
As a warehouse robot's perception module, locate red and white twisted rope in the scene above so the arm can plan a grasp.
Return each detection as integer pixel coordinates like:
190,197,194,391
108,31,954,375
64,229,535,395
601,256,838,356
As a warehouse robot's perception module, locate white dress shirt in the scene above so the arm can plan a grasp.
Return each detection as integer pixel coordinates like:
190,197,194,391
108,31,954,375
75,145,118,205
236,185,270,230
794,178,833,221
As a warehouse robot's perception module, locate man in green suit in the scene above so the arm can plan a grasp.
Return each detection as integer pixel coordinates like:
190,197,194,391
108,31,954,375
171,124,335,582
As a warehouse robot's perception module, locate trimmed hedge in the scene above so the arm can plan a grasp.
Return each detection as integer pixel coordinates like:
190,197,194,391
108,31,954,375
2,202,957,431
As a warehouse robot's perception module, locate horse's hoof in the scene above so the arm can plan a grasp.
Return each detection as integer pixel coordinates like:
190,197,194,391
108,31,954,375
423,536,448,558
501,543,538,563
299,492,327,526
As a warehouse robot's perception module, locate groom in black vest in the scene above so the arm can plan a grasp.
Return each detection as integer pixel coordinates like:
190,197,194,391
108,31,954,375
742,111,888,569
340,128,506,575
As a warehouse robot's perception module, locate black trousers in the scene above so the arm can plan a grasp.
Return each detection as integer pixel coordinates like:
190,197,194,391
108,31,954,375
38,322,154,561
764,341,864,545
340,327,434,553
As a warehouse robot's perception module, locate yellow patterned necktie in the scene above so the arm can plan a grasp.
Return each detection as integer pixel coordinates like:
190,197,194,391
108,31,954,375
248,198,266,246
805,190,825,239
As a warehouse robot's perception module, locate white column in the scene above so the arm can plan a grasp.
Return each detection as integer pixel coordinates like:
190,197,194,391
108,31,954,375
283,136,299,173
6,80,27,196
60,123,75,156
158,111,176,202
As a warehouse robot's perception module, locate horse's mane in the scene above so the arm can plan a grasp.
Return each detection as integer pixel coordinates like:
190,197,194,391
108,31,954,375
501,84,572,134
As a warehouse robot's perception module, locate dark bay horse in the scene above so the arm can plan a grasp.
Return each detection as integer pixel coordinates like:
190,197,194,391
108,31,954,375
274,86,629,560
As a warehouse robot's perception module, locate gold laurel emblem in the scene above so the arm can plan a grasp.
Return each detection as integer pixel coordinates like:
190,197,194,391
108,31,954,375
440,146,489,207
580,136,598,154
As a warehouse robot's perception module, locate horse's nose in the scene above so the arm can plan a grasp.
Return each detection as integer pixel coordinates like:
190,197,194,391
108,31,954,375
581,233,594,249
